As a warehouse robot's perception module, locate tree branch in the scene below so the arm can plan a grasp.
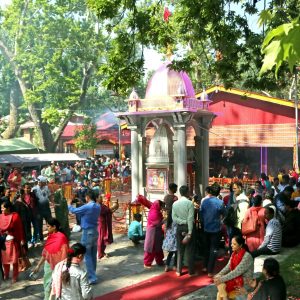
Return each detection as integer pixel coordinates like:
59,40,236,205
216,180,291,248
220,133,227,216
15,0,30,55
0,39,14,62
53,63,94,143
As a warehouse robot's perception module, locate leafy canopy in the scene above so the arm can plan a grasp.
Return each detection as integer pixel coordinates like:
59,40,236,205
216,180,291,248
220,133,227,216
74,117,98,150
260,17,300,76
87,0,299,94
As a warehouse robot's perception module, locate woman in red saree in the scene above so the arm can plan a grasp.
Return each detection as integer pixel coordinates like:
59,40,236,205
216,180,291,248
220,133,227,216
0,200,25,283
143,200,164,268
214,235,254,300
97,194,118,259
32,217,68,300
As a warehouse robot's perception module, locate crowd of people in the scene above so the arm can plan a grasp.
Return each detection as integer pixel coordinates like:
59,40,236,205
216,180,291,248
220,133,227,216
0,158,299,299
0,158,125,299
134,172,300,299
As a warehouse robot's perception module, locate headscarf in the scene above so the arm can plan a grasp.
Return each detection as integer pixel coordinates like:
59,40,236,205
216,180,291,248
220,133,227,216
0,213,13,233
226,247,246,293
147,200,163,227
0,212,25,243
42,231,69,269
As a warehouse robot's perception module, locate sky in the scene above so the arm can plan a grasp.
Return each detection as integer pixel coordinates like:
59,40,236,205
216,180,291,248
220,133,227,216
0,0,10,8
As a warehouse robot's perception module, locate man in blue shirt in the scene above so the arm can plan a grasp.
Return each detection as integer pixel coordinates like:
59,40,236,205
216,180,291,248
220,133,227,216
68,190,100,284
200,183,225,277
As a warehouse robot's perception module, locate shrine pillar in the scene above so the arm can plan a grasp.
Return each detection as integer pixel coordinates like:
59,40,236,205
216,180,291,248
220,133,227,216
129,125,139,202
138,135,146,194
174,123,187,188
201,125,209,196
194,135,202,196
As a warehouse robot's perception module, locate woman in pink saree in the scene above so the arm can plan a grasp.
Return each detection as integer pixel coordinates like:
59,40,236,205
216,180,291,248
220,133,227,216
143,200,164,268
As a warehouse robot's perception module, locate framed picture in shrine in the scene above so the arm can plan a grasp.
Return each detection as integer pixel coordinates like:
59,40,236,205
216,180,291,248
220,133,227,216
146,168,168,192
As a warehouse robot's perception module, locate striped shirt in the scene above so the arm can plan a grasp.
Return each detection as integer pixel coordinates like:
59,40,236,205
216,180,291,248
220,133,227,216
259,218,282,253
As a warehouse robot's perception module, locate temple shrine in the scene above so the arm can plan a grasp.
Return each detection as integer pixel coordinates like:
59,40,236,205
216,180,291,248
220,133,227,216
117,62,214,201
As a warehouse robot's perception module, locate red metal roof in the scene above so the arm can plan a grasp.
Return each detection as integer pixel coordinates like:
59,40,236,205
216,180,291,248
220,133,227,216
61,125,78,138
64,129,131,145
205,88,297,147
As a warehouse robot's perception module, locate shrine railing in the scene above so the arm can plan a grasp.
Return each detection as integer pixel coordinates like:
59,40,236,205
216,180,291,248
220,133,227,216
209,177,258,188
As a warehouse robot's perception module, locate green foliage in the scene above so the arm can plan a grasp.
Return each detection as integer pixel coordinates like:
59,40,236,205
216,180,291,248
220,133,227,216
0,119,8,134
0,0,299,149
260,17,300,76
74,117,97,150
87,0,297,92
258,10,274,28
42,108,67,127
0,0,126,150
0,56,15,117
280,251,300,297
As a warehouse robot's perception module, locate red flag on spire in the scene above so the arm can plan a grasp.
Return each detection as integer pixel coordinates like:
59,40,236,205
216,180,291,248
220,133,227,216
164,7,172,22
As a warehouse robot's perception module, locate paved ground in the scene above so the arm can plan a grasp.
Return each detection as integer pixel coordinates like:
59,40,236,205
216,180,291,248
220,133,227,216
1,189,298,300
0,232,168,300
0,228,298,300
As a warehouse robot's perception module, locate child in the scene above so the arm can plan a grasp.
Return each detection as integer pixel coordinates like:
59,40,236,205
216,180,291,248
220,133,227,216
162,207,177,272
163,183,178,216
50,243,93,299
128,213,145,245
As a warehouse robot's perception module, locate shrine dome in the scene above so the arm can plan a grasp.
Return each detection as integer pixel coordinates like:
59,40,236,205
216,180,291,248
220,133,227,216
145,62,196,99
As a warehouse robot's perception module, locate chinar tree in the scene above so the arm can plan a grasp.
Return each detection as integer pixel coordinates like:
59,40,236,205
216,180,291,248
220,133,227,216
87,0,300,97
0,0,107,151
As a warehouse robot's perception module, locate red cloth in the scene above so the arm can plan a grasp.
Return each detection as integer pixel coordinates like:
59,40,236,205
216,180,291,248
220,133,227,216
290,170,299,181
223,195,230,206
2,240,19,264
144,250,164,266
0,212,24,266
0,212,25,243
7,172,22,191
163,7,172,22
97,204,113,258
147,201,163,227
144,201,164,255
225,248,246,293
42,231,69,269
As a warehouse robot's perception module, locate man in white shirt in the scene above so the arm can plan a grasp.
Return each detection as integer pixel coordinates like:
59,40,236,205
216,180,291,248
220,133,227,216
172,185,195,276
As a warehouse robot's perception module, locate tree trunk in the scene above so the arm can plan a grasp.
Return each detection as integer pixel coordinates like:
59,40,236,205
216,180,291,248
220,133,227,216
27,103,56,152
1,81,20,139
1,39,93,153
